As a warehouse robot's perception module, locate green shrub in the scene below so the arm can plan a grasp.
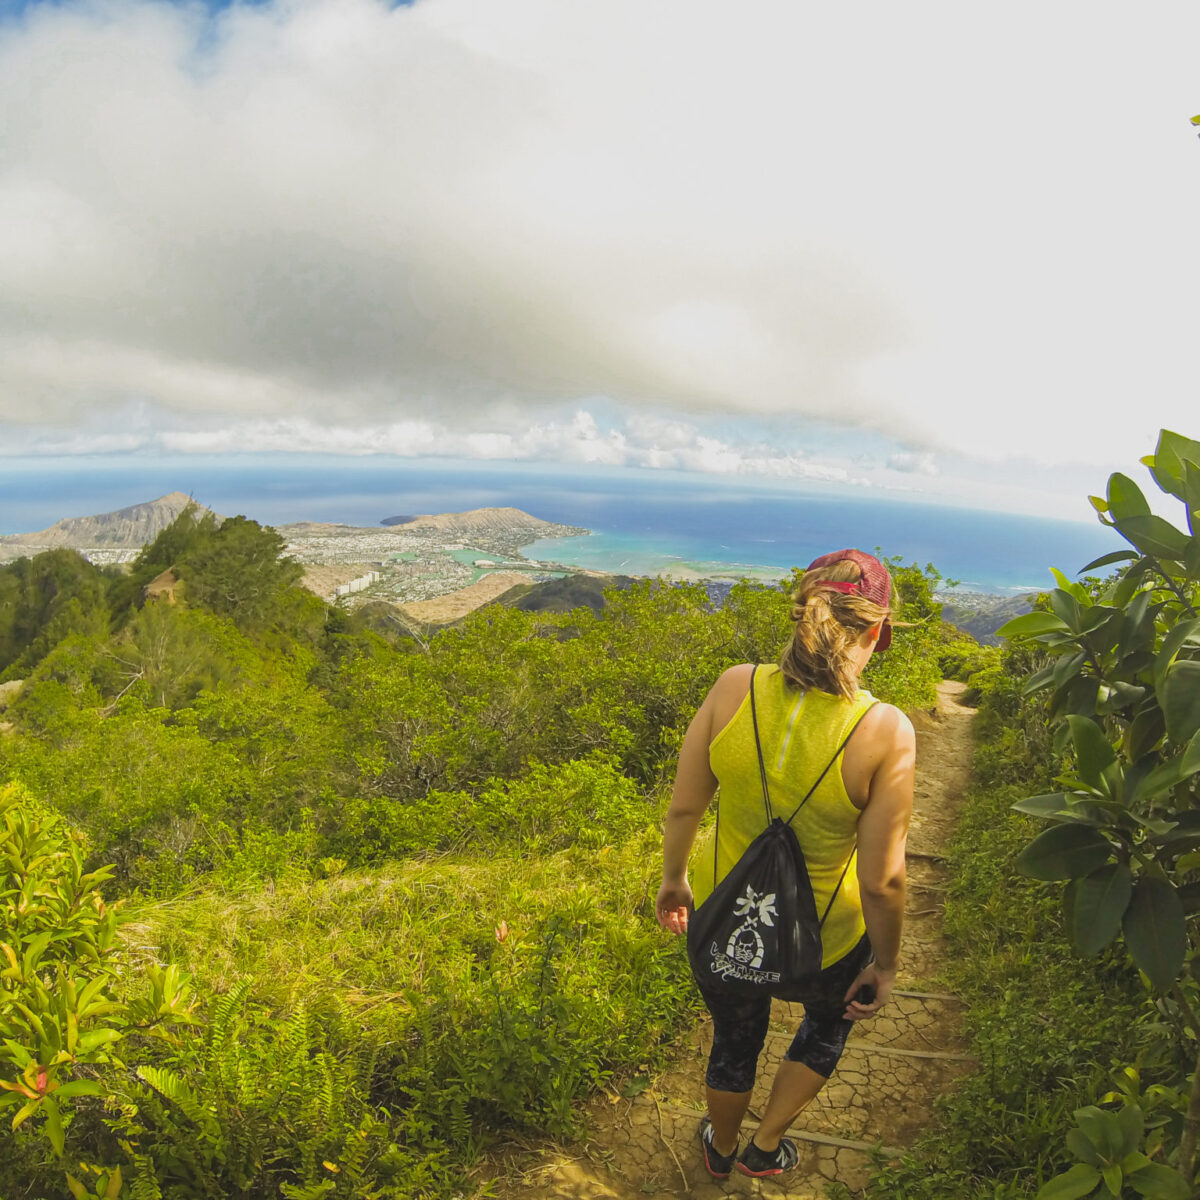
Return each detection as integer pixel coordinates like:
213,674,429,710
111,984,433,1200
852,663,1145,1199
329,754,649,865
0,783,196,1200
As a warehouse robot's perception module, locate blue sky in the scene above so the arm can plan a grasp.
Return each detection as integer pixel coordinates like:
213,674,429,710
1,0,1197,522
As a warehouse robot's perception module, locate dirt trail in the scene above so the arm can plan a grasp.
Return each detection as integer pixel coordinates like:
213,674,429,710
491,680,977,1200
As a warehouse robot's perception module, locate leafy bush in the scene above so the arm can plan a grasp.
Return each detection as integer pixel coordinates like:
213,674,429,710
851,662,1145,1199
996,430,1200,1190
328,754,648,865
0,783,196,1200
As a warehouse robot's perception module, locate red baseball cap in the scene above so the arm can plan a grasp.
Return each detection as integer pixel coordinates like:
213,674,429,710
804,549,893,651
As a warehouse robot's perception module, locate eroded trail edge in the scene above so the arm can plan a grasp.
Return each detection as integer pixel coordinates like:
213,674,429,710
493,680,977,1200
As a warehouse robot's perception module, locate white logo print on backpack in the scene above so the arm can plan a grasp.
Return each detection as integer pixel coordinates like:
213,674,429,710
724,886,778,970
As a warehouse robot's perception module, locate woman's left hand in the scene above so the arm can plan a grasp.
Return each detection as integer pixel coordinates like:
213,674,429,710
842,962,897,1020
655,879,693,935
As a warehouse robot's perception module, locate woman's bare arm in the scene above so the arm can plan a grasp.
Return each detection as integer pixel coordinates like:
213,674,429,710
655,664,752,934
843,704,916,1017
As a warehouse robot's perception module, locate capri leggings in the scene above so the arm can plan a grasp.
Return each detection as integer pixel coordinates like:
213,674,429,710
699,935,873,1091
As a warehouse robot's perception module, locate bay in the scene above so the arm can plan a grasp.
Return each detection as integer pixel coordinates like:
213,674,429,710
0,454,1117,594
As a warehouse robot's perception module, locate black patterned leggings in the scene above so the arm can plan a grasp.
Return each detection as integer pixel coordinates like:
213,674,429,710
699,935,872,1091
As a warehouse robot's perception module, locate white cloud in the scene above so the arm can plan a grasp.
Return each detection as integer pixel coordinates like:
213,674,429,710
887,451,939,476
0,0,1197,474
0,404,873,484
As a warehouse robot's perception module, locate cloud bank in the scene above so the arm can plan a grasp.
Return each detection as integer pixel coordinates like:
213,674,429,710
1,0,1198,472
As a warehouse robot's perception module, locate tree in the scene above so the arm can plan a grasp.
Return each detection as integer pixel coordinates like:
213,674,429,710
177,515,304,630
0,550,113,679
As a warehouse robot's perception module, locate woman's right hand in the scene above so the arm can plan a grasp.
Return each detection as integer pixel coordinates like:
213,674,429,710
655,878,693,935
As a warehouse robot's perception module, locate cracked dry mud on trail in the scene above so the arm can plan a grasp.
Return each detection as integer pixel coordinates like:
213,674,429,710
490,680,977,1200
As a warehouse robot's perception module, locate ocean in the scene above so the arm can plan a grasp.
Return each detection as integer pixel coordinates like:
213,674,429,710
0,454,1118,595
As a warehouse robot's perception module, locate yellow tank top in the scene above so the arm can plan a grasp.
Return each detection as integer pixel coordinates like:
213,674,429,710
690,665,876,968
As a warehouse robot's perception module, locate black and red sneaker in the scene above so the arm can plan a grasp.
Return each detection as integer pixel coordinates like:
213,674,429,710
698,1116,739,1179
736,1136,800,1177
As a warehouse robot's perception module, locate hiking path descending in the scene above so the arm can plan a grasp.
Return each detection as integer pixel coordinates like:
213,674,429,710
491,680,977,1200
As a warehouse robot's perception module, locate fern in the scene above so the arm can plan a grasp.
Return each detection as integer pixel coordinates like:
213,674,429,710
279,1182,335,1200
136,1066,219,1140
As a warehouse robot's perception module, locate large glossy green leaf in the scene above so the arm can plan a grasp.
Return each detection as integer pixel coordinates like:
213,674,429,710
1124,707,1164,761
1075,1106,1129,1161
1183,725,1200,773
1072,864,1132,956
1052,652,1087,689
1052,677,1100,722
1179,477,1200,542
1068,715,1117,792
1016,824,1112,881
1122,878,1186,990
1113,1103,1144,1158
1096,682,1146,717
1134,731,1200,804
1107,567,1151,610
1127,1161,1191,1199
1161,660,1200,744
1079,605,1118,634
1035,1163,1101,1200
1180,456,1200,517
1116,650,1155,679
1156,810,1200,852
1114,515,1191,560
1119,590,1156,653
1147,430,1200,501
1050,590,1083,632
1107,473,1152,521
1079,550,1137,574
1065,1128,1105,1167
1011,793,1077,818
997,612,1072,640
1152,618,1200,691
1130,751,1199,804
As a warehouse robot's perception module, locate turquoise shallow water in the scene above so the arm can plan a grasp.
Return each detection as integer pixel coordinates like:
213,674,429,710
519,531,785,581
0,455,1118,595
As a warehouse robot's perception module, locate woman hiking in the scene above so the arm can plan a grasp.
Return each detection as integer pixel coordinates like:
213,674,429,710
655,549,916,1179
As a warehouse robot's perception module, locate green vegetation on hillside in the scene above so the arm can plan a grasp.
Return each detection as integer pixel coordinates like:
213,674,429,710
0,517,945,1198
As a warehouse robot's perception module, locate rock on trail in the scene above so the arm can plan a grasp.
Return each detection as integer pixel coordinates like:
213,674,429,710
490,680,977,1200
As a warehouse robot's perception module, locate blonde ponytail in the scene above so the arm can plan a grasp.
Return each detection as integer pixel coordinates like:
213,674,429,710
779,560,895,700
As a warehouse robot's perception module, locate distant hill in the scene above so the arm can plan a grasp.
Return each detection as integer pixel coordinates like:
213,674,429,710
491,573,637,615
940,592,1037,645
276,507,588,551
0,493,217,550
386,506,586,540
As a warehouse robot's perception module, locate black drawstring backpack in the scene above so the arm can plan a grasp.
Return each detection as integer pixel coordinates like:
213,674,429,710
686,667,877,1000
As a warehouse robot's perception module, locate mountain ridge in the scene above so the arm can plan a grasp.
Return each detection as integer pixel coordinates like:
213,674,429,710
0,492,217,550
0,496,583,556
